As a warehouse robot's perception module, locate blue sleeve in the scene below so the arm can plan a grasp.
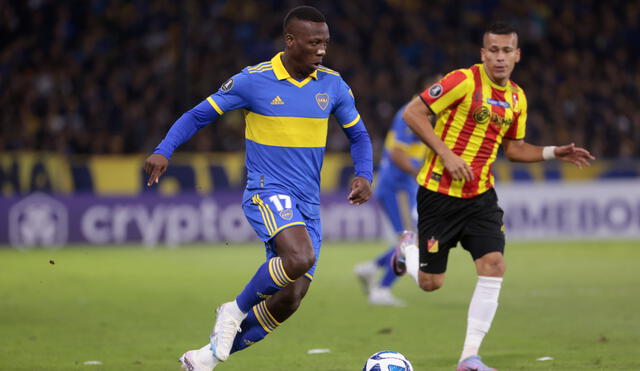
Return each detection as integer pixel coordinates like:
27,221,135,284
208,70,252,113
153,99,219,159
153,71,251,159
333,78,373,183
391,105,413,145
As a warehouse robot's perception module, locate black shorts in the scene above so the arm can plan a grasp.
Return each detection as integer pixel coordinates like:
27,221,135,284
417,187,505,274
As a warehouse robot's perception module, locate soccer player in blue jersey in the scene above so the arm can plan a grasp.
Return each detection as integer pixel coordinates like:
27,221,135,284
143,6,373,371
354,75,438,307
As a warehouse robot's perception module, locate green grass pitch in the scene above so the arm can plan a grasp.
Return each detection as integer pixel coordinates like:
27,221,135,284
1,241,639,370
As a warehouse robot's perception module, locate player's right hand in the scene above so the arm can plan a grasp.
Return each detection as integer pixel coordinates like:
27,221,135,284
143,154,169,186
441,151,474,181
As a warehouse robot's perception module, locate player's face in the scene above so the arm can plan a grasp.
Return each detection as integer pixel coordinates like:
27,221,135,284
284,20,330,78
481,32,520,86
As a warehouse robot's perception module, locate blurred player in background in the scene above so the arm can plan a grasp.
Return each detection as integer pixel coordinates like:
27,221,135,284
354,74,440,307
144,6,373,370
393,22,595,371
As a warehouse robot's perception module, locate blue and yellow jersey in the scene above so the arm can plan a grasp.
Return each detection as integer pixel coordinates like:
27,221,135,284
155,52,373,218
376,104,426,189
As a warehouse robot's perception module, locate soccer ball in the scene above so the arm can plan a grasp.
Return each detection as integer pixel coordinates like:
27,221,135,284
363,350,414,371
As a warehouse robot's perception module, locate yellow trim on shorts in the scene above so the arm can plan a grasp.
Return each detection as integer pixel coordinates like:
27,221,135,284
270,222,306,237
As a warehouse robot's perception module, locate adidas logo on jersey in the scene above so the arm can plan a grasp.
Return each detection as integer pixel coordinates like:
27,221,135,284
270,96,284,105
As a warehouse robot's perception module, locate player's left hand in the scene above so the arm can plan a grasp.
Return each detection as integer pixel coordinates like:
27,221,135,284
555,143,596,169
348,176,372,205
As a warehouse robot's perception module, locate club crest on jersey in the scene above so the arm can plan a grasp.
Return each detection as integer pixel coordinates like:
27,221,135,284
279,208,293,220
473,105,490,125
316,93,329,110
427,237,439,253
428,84,443,98
220,78,234,92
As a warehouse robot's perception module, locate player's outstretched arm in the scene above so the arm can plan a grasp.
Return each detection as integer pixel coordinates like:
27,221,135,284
144,96,223,187
348,176,372,205
503,139,595,168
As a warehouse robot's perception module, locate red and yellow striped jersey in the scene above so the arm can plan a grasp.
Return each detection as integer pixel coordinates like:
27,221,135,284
417,63,527,198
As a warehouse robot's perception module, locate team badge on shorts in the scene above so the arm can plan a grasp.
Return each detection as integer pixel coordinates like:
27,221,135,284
279,208,293,220
315,93,329,110
427,236,439,253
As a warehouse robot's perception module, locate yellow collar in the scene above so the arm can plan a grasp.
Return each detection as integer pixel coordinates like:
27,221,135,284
479,63,508,90
271,52,318,81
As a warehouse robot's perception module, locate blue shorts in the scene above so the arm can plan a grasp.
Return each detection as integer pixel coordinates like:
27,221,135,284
374,178,418,234
242,189,322,280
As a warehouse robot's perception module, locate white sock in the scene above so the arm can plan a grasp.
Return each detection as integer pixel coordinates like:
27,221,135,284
460,276,502,362
197,343,219,366
405,243,420,285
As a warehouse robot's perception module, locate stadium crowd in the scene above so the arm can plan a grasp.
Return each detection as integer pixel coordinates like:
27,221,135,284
1,0,638,158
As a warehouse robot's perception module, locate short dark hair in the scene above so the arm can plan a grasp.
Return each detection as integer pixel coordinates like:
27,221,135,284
484,21,517,37
483,21,518,45
283,6,326,31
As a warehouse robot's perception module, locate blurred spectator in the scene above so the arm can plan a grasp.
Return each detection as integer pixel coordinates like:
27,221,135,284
1,0,638,158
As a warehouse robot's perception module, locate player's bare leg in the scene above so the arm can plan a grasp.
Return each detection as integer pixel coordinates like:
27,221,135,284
273,226,316,281
265,277,311,322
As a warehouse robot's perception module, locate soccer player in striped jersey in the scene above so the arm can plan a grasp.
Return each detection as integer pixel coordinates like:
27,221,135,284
144,6,373,370
392,22,594,371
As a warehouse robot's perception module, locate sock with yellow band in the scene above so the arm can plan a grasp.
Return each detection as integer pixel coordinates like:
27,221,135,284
235,257,294,313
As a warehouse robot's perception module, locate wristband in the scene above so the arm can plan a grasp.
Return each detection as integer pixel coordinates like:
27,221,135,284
542,146,556,161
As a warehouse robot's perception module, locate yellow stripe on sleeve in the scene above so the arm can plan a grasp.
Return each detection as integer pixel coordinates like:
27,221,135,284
342,114,360,129
207,97,223,115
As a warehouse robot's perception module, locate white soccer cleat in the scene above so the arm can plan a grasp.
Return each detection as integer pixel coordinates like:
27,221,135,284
369,287,406,307
354,261,378,295
210,301,247,362
179,347,219,371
